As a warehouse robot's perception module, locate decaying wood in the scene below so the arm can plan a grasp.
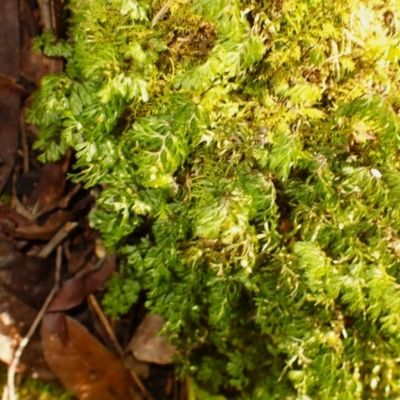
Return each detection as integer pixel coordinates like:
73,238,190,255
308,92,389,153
0,0,20,195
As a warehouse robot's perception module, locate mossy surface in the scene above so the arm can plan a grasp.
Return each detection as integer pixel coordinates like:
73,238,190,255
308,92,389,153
28,0,400,398
0,363,73,400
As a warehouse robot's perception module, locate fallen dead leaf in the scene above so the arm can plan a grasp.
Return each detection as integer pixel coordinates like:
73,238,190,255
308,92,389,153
20,28,63,87
0,205,33,239
41,315,142,400
0,285,57,382
0,240,54,309
127,315,176,365
14,195,92,240
26,151,71,218
0,206,33,229
0,73,30,97
65,246,94,274
0,95,19,195
0,0,21,194
0,277,56,382
47,254,116,312
19,0,41,39
123,354,150,379
13,209,75,240
1,0,19,80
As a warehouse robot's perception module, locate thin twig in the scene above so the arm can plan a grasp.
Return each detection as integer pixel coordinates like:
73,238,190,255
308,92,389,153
151,0,173,27
57,184,82,209
37,221,79,258
37,0,53,31
2,246,62,400
88,294,124,356
343,28,365,49
11,169,34,221
87,294,150,398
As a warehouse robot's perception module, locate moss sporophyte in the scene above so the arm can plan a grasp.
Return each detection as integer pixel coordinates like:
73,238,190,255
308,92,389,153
29,0,400,397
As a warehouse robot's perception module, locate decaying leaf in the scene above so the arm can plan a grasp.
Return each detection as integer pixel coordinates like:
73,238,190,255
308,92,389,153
0,206,33,231
0,95,19,195
0,0,21,195
26,151,71,218
127,315,176,365
13,209,75,240
0,240,54,309
14,196,92,240
20,28,63,87
0,279,55,381
0,73,30,97
122,354,150,379
47,254,116,312
41,315,142,400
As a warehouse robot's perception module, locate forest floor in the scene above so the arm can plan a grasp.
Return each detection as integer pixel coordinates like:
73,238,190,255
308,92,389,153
0,1,181,399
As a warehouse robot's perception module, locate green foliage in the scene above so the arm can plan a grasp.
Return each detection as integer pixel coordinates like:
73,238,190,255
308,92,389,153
28,0,400,398
0,362,72,400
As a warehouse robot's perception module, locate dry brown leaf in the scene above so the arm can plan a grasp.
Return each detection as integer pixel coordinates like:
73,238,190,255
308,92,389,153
0,73,30,97
1,0,19,80
20,28,63,87
0,0,21,193
122,354,150,379
0,206,33,229
127,315,176,365
47,255,116,312
13,210,75,240
0,95,19,195
26,151,71,218
0,285,56,382
0,240,54,309
41,315,142,400
13,196,92,240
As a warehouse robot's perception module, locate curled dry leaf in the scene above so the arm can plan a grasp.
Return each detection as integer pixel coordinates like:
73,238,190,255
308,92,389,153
41,315,142,400
127,315,176,365
47,254,116,312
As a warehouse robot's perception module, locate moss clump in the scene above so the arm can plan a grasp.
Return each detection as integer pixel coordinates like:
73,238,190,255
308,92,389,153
0,363,72,400
29,0,400,398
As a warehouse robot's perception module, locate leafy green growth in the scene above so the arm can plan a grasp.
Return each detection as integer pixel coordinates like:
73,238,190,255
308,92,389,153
28,0,400,398
0,362,72,400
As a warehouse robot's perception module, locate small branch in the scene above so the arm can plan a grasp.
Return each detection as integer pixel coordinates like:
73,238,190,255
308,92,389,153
37,0,53,31
37,221,79,258
151,0,173,27
88,294,124,356
343,28,365,49
2,246,62,400
11,169,34,221
87,294,151,398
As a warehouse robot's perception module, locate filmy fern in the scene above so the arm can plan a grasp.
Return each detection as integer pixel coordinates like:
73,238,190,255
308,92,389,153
28,0,400,398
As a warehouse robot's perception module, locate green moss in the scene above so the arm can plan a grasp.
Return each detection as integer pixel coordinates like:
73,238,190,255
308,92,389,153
0,194,12,206
0,363,73,400
28,0,400,398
